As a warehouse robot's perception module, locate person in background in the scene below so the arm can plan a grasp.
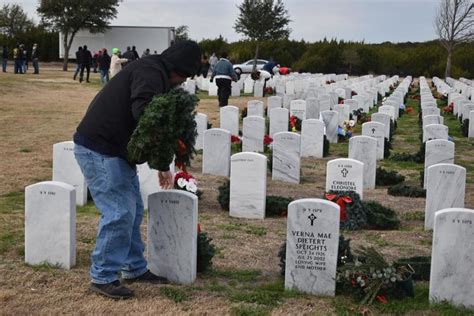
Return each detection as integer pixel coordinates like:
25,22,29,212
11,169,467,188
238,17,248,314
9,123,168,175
122,46,134,66
251,68,272,96
73,40,202,300
201,55,210,78
109,47,128,78
1,45,8,72
92,51,99,73
141,48,150,58
262,59,279,76
209,52,218,73
132,46,140,60
31,43,40,74
13,45,22,74
73,46,83,80
211,51,238,107
80,45,92,83
98,48,111,85
21,44,28,73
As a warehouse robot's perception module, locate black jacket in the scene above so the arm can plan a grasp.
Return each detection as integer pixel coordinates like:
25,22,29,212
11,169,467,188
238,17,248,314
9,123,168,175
98,53,111,70
82,49,92,65
75,55,171,166
2,47,8,59
75,50,83,65
32,48,39,59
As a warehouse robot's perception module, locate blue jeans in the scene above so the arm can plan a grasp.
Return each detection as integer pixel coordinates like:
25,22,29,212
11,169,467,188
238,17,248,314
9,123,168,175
99,69,109,84
73,64,81,79
74,144,148,284
32,58,39,74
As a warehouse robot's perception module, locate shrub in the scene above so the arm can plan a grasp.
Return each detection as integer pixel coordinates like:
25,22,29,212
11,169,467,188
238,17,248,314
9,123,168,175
387,184,426,198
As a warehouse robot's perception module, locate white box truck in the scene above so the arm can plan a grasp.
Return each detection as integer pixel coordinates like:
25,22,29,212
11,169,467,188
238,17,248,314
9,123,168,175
59,26,175,59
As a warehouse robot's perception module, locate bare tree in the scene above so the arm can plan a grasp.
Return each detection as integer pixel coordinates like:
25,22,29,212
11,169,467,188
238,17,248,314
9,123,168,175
434,0,474,78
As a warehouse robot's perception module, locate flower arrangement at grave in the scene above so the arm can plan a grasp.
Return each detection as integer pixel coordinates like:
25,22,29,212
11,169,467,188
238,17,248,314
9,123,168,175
289,115,302,132
264,87,274,95
336,247,415,305
443,103,453,114
196,223,216,273
351,108,369,123
174,170,203,199
337,120,355,141
264,134,273,151
231,134,242,153
127,88,198,171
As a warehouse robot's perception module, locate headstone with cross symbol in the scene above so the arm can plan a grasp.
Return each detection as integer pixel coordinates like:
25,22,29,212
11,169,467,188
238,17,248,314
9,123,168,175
362,121,385,160
285,198,340,296
326,158,364,199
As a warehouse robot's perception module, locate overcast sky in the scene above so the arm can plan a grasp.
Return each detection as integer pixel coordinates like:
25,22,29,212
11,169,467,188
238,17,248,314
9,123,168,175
10,0,439,43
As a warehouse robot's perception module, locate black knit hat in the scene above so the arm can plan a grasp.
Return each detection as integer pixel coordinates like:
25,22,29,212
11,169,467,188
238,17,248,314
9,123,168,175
161,40,202,77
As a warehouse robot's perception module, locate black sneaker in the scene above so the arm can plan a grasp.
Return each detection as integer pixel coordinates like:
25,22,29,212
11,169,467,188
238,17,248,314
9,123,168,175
89,280,134,299
122,270,169,284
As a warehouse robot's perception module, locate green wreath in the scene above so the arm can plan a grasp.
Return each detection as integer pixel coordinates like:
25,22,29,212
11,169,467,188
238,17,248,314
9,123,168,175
127,89,199,170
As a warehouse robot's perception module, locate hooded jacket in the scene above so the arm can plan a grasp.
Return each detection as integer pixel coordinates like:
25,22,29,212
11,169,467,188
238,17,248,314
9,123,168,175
74,41,201,170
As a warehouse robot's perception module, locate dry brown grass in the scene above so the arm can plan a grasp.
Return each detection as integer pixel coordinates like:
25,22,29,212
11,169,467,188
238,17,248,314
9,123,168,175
0,67,472,314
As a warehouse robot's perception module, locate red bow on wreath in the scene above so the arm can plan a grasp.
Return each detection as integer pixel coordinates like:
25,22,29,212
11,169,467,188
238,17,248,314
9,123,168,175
325,193,352,221
176,139,187,172
290,115,297,128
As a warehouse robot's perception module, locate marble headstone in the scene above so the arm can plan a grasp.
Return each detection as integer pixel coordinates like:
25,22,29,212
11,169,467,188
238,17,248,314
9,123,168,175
334,103,350,126
422,115,444,128
378,105,395,121
429,208,474,309
326,158,364,199
424,164,466,230
272,132,301,184
348,136,377,189
362,122,385,160
371,112,391,139
469,111,474,138
52,141,87,206
301,119,325,158
290,100,307,120
267,96,283,115
269,107,289,136
229,152,267,219
247,100,264,117
423,124,449,142
283,94,296,110
148,190,198,285
202,128,231,177
242,116,265,152
423,139,455,188
422,107,440,117
220,105,239,136
195,113,207,150
285,198,340,296
254,82,264,97
305,97,320,119
321,110,339,144
25,181,76,269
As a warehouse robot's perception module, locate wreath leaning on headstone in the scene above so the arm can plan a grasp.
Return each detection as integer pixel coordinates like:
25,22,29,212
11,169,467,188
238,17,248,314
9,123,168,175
127,88,199,171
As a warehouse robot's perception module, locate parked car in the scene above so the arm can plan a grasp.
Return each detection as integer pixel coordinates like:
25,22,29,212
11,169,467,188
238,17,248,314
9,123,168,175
233,59,268,74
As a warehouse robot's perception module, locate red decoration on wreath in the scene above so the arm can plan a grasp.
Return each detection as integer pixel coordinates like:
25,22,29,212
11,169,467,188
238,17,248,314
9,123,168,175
290,115,298,129
376,295,388,304
325,193,353,221
231,135,241,143
197,223,202,234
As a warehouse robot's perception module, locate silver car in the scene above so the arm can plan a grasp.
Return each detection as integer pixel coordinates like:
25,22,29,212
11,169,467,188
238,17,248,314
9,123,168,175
233,59,268,74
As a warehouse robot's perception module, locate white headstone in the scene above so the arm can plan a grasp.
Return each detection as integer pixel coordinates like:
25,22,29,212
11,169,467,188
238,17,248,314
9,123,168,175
362,122,385,160
148,190,198,285
283,94,296,110
231,81,241,97
429,208,474,309
229,152,267,219
469,111,474,138
349,136,377,189
301,119,325,158
334,103,350,126
209,80,218,96
422,107,440,118
244,77,254,94
247,100,264,117
321,110,338,144
202,128,231,177
371,112,391,139
423,139,455,188
285,198,340,296
269,108,289,136
25,181,76,269
423,124,449,142
242,116,265,152
184,79,195,95
254,82,264,98
424,164,466,230
53,141,87,206
290,100,307,120
326,158,364,199
423,115,444,128
272,132,301,184
306,97,320,119
195,113,207,150
378,105,395,121
268,96,283,115
220,105,239,136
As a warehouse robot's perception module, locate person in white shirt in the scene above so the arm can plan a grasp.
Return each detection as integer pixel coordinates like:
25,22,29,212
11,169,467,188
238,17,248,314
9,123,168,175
109,48,128,78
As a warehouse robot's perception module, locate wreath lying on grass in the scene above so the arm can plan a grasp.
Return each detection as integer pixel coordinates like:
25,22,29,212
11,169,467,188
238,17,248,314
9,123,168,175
387,183,426,198
127,88,198,171
376,167,405,186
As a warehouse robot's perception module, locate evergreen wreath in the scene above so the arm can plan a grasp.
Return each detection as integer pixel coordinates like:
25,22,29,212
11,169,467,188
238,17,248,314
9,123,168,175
197,228,216,273
325,191,368,230
387,183,426,198
376,167,405,186
127,89,199,171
